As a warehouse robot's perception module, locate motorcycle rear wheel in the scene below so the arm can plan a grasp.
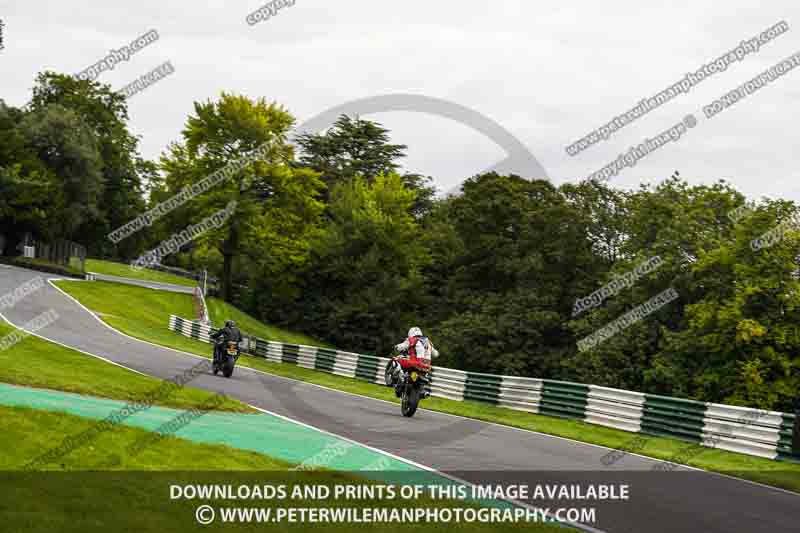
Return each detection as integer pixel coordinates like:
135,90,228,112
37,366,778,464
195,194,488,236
401,385,420,417
223,356,235,378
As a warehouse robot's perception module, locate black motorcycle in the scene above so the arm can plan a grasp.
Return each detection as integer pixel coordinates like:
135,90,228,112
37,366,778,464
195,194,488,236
213,339,240,378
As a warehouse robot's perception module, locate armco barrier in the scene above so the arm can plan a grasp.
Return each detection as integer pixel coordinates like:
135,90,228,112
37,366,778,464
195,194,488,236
168,314,798,462
169,315,392,386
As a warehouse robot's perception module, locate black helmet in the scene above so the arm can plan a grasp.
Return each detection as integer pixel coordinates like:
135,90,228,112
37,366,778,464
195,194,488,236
225,320,236,328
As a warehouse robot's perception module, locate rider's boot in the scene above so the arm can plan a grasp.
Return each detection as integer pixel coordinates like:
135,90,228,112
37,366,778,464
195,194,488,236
394,379,403,398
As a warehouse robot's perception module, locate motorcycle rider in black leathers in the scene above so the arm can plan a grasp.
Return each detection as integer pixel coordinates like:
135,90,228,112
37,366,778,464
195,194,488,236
210,320,243,367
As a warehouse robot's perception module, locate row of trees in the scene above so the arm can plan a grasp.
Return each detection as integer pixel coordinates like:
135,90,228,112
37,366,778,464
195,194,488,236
0,73,155,259
1,72,797,411
264,170,799,412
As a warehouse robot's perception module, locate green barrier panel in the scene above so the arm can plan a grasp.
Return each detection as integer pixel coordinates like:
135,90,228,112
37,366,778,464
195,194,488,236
355,354,380,382
172,316,187,335
777,415,795,459
255,339,270,358
539,381,589,420
785,411,800,460
463,373,502,404
281,343,300,365
314,348,337,373
795,421,800,458
190,320,203,340
641,395,707,443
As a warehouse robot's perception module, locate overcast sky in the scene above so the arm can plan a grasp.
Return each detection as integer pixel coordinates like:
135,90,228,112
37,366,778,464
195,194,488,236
2,0,798,201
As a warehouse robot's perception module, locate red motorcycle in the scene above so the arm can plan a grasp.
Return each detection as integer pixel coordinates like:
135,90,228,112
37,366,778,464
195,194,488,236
384,351,432,417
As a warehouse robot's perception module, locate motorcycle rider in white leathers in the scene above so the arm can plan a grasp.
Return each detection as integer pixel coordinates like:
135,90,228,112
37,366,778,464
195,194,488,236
391,327,439,396
395,327,439,359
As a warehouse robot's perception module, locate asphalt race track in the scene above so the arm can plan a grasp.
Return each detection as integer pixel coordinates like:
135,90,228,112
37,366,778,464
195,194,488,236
1,265,797,533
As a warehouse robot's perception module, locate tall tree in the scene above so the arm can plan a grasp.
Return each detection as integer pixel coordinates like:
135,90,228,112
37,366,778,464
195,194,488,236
0,100,57,251
563,178,800,410
19,104,104,241
28,71,151,258
160,93,325,301
429,173,598,376
655,194,800,411
295,114,435,215
271,173,429,353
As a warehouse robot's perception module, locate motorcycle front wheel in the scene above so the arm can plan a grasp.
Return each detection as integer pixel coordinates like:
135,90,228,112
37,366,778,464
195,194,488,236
401,385,420,417
384,360,398,387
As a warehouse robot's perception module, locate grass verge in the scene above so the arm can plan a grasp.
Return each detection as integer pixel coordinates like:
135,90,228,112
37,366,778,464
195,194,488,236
1,405,561,532
54,280,800,493
0,405,282,470
206,296,333,347
0,319,251,413
59,279,328,348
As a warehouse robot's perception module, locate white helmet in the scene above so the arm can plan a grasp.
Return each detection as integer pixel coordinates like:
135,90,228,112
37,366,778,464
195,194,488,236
408,327,423,337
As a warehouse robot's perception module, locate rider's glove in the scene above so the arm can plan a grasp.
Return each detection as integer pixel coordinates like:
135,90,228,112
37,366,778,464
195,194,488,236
395,343,404,353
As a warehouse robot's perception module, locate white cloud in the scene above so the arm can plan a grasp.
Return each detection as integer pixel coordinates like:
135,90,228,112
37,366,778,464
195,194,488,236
2,0,799,200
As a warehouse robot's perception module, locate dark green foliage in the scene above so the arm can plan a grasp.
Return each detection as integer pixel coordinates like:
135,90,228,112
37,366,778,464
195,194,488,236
28,72,151,258
1,72,152,258
266,172,799,411
295,114,435,216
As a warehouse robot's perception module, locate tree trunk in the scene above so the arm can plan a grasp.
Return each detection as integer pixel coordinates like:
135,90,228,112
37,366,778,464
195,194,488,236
222,251,233,301
221,214,240,302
